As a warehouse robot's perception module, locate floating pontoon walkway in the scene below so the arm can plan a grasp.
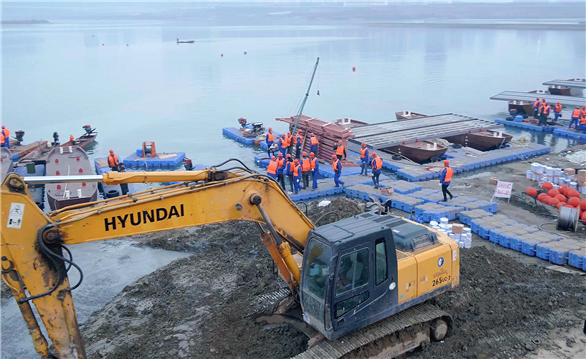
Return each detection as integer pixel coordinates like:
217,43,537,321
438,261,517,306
542,79,586,89
494,119,557,132
349,114,501,149
490,91,586,108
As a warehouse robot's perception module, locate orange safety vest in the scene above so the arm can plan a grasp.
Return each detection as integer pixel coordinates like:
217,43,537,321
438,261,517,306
371,157,382,171
582,109,586,117
277,158,285,169
539,102,546,110
533,100,540,108
0,133,4,144
108,154,119,167
336,145,345,156
542,105,551,115
310,158,317,170
442,167,454,183
581,117,586,125
332,159,343,171
267,160,277,175
311,137,318,146
280,138,288,149
267,132,273,142
70,135,74,141
293,164,301,177
2,128,10,137
555,104,562,112
301,158,311,171
286,135,292,147
360,148,368,159
572,109,581,118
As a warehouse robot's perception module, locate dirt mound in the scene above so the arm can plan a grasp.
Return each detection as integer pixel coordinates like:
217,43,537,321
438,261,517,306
411,246,586,359
82,198,364,359
1,281,12,299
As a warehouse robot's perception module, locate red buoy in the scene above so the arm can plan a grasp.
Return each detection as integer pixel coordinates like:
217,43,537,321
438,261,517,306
352,66,356,72
221,53,224,57
57,185,62,190
56,171,60,176
102,43,104,46
79,168,83,173
127,44,129,46
55,159,59,164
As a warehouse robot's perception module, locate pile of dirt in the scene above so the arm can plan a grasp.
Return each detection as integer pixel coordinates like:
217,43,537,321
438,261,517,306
82,198,365,359
1,281,13,299
411,246,586,359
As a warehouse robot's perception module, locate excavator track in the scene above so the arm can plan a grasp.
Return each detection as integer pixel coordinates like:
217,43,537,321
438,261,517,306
293,303,451,359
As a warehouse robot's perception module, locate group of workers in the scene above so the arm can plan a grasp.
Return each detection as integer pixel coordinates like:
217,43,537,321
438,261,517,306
0,126,11,149
265,128,320,160
266,151,319,194
533,98,586,131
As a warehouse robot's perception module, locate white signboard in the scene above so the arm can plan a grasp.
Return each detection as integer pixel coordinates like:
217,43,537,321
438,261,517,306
6,203,25,229
492,181,513,202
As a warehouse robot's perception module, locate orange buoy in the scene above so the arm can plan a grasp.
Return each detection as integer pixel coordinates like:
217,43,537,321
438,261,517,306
568,197,580,207
525,187,537,197
580,199,586,211
537,193,547,202
542,182,553,190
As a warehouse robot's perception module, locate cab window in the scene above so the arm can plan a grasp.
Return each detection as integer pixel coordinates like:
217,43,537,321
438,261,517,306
375,239,387,285
336,248,369,296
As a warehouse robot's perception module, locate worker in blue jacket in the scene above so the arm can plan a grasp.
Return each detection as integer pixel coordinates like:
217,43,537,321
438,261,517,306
360,142,369,176
292,159,302,194
285,154,295,193
371,153,383,188
295,133,302,159
440,160,454,202
265,127,274,157
332,155,345,187
276,152,286,189
309,152,319,190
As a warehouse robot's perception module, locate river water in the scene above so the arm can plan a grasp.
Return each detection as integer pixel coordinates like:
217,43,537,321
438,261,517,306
2,19,585,164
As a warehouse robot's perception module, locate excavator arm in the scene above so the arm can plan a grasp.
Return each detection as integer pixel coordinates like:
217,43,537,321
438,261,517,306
1,166,314,359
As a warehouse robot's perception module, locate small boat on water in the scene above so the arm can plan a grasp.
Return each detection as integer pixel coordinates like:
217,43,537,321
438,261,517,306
395,111,427,121
381,140,447,164
176,38,195,44
1,147,14,182
508,100,534,116
547,86,572,96
45,146,97,211
62,125,98,148
443,129,513,151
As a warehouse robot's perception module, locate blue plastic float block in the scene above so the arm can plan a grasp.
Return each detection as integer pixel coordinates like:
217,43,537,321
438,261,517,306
568,250,586,271
494,119,555,133
11,153,19,161
508,236,524,252
553,127,586,140
289,181,344,202
536,243,553,261
489,227,505,244
408,189,441,203
123,152,185,169
378,180,422,194
549,248,570,265
316,163,363,178
344,184,390,203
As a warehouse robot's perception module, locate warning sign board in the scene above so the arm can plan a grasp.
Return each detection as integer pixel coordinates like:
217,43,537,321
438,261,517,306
6,203,25,229
492,181,513,203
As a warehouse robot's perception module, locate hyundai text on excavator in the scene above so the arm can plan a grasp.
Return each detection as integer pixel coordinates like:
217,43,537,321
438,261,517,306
1,159,460,359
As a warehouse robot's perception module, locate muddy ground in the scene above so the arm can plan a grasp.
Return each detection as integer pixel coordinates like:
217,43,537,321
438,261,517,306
80,195,586,359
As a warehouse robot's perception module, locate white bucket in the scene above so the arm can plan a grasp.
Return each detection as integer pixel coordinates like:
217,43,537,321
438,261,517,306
464,227,471,234
65,190,70,199
554,168,562,177
77,189,82,198
458,240,464,248
570,181,578,190
430,221,439,227
465,238,472,249
440,218,449,225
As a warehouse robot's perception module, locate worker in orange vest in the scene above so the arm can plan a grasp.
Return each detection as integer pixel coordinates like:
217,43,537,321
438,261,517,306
360,142,370,176
553,102,562,123
332,154,344,187
579,110,586,132
533,98,540,118
279,134,288,157
538,101,551,126
108,150,120,171
309,133,319,155
334,140,346,161
371,153,383,189
0,132,5,148
440,160,454,202
265,127,274,157
1,126,10,149
285,154,295,193
276,153,286,189
266,156,278,180
294,133,302,159
300,152,311,189
570,106,581,129
292,159,302,194
309,152,319,190
286,132,293,156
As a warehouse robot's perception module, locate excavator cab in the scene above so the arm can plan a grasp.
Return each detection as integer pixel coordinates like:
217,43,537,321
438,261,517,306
300,212,456,341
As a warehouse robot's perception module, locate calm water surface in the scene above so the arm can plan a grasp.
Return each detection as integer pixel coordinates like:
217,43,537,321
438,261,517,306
2,21,585,164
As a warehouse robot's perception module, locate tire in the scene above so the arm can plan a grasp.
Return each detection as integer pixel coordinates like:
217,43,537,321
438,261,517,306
452,144,462,149
392,154,402,160
106,190,120,198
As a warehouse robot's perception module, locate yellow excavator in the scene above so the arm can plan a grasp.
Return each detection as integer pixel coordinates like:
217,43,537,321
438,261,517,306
1,159,460,359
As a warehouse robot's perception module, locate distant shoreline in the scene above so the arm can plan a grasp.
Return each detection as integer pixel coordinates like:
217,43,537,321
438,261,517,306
369,22,585,31
2,19,51,25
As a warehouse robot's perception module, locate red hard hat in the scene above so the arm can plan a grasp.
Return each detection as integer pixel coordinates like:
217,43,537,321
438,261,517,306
361,142,366,146
277,152,283,157
444,160,450,165
332,154,337,159
338,140,342,144
286,154,291,158
536,98,539,100
281,134,286,138
309,152,314,157
109,150,114,153
1,126,4,129
542,99,546,102
269,127,272,131
302,151,307,156
271,156,276,160
287,132,291,135
372,153,377,157
294,159,299,164
577,106,581,109
310,133,314,136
